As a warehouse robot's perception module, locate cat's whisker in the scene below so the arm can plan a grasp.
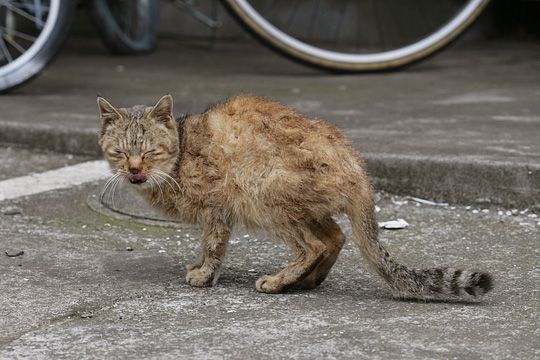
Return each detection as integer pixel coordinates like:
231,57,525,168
150,174,165,202
152,170,182,197
149,176,164,206
101,173,118,191
105,173,122,196
148,176,157,200
109,174,124,209
157,177,166,202
148,174,159,197
151,171,176,194
99,173,121,205
99,178,112,204
153,169,182,193
105,175,119,207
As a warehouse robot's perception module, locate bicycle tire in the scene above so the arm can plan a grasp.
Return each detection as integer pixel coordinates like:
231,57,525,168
90,0,159,55
223,0,491,71
0,0,76,93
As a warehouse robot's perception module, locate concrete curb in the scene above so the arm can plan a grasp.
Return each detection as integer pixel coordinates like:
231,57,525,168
1,121,539,208
0,121,101,156
365,153,540,209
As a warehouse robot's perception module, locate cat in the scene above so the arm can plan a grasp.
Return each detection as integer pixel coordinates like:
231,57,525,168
97,94,493,299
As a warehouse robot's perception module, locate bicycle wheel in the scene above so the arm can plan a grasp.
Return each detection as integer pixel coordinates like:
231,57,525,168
224,0,491,71
0,0,75,93
90,0,159,54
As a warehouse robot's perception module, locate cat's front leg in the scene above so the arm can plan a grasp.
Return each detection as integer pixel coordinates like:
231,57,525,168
186,220,230,287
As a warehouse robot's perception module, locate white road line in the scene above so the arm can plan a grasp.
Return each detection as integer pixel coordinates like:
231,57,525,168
0,160,111,201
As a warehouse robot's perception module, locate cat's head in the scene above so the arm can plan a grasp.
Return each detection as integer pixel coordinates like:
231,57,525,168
97,95,180,187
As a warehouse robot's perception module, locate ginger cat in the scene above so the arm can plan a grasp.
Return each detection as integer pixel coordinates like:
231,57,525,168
98,95,493,299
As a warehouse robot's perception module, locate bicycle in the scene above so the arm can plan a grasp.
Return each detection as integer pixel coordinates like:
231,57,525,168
0,0,157,93
223,0,492,71
0,0,491,93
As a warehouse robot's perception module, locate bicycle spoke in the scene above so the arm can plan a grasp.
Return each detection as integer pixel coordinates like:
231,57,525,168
9,1,50,12
3,33,26,53
284,0,301,35
307,0,321,41
418,0,433,32
386,1,406,47
0,36,13,62
371,0,386,51
260,0,274,14
0,26,37,42
0,1,46,27
333,0,348,49
264,0,281,22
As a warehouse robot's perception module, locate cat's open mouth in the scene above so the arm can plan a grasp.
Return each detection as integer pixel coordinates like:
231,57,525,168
129,173,147,184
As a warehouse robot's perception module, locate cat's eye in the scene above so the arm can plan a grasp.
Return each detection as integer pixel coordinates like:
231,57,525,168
110,149,127,158
142,149,162,158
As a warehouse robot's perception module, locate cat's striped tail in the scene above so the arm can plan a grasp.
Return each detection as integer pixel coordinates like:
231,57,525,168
345,198,494,299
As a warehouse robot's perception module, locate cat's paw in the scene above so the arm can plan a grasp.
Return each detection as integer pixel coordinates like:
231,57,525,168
255,275,285,294
186,255,205,272
186,262,202,272
186,266,217,287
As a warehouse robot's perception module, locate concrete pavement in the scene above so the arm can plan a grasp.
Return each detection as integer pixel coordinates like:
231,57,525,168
1,32,540,360
0,145,538,358
0,37,539,207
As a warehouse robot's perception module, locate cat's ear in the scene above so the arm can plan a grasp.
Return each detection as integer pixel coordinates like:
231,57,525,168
97,97,121,136
149,94,174,129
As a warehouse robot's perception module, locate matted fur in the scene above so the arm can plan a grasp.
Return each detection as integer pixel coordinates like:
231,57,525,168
98,95,494,299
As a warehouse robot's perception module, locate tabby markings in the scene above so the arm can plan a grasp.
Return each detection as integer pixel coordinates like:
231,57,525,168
0,160,110,201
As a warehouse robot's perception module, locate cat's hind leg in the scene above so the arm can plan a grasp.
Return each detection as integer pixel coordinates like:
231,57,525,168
256,226,325,294
186,219,230,287
293,217,346,290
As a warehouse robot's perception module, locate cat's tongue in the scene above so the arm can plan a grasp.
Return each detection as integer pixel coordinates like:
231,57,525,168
130,173,147,183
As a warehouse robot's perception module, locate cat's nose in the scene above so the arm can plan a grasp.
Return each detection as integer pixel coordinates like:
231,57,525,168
127,156,143,174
